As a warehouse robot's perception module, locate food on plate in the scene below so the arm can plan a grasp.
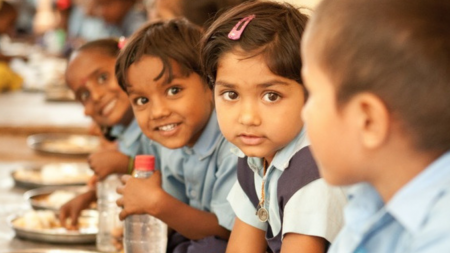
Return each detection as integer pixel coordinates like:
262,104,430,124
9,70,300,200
14,163,93,185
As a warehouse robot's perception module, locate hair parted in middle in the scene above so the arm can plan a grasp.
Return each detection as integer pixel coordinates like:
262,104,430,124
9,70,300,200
200,0,309,89
115,18,204,91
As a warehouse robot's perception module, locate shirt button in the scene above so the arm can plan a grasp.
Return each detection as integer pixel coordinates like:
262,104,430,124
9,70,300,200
190,190,197,198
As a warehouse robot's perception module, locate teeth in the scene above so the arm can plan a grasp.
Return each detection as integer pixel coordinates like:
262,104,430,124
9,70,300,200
102,100,117,116
159,124,177,131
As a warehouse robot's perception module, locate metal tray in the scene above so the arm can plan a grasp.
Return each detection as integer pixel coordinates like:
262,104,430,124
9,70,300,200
12,163,93,189
8,210,98,244
24,186,92,211
27,134,100,156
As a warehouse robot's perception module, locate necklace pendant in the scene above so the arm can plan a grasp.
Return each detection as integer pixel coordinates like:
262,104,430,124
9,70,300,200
256,207,269,222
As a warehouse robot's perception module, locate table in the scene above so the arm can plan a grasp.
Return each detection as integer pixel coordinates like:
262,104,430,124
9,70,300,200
0,162,98,252
0,91,100,252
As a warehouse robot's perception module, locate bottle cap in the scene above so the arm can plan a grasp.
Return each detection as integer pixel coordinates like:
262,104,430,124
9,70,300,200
134,155,155,171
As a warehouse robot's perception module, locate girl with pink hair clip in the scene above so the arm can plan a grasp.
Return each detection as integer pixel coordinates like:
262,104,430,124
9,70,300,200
201,1,347,252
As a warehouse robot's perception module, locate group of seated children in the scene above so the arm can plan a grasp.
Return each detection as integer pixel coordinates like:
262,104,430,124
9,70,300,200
62,0,450,252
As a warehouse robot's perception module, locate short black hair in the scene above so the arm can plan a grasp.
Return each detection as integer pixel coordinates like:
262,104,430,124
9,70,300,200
115,18,204,91
201,1,308,89
308,0,450,152
75,38,120,58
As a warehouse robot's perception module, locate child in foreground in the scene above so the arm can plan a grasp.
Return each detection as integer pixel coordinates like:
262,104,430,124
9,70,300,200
201,1,346,252
301,0,450,252
115,19,237,252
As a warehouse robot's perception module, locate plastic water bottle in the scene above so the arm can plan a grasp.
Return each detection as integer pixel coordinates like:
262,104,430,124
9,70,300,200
96,174,122,252
124,155,168,253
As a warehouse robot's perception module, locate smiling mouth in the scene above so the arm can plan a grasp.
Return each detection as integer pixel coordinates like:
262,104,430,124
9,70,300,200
156,123,179,132
102,99,117,116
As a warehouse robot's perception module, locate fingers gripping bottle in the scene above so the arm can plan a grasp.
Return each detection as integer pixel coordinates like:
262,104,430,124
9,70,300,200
97,174,123,252
124,155,168,253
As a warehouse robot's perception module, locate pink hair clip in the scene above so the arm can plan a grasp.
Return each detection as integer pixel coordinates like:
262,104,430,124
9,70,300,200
118,36,127,49
228,14,256,40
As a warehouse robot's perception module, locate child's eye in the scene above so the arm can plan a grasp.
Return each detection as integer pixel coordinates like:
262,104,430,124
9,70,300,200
97,73,108,84
263,92,281,102
222,91,239,101
135,97,149,106
167,87,181,96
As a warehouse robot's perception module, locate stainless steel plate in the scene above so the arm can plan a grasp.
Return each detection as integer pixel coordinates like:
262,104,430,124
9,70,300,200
12,163,93,189
25,186,92,211
27,134,99,156
8,210,98,244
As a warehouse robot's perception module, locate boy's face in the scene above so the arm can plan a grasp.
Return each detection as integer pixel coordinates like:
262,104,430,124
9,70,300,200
301,31,363,186
93,0,129,24
215,50,305,163
126,56,213,149
66,50,132,127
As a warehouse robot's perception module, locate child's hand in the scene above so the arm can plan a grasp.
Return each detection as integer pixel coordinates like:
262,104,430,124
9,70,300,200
87,175,98,189
116,171,164,220
59,189,96,230
88,149,129,180
111,225,124,251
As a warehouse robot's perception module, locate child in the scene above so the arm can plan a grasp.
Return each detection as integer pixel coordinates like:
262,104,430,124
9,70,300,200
115,19,237,252
61,38,158,228
300,0,450,252
146,0,251,28
92,0,146,37
201,1,346,252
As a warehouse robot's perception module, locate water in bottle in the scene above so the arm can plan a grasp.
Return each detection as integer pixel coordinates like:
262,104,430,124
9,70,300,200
97,174,122,252
124,155,168,253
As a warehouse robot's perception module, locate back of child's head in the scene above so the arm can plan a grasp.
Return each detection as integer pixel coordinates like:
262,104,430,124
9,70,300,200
147,0,251,29
115,18,203,91
307,0,450,152
201,1,308,89
73,38,120,59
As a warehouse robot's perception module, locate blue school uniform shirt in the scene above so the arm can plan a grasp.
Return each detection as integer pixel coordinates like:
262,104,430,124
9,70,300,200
228,129,346,244
112,119,161,167
158,111,238,230
103,6,147,38
67,6,110,41
329,151,450,253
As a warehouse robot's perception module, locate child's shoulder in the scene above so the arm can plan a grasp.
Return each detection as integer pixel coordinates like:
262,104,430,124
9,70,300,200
412,189,450,250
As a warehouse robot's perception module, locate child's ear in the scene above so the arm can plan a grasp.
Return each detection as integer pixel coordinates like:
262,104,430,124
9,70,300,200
351,93,390,149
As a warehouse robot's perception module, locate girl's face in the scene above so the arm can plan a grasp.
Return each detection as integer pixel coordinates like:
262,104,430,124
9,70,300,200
66,50,132,127
215,50,305,163
126,56,213,149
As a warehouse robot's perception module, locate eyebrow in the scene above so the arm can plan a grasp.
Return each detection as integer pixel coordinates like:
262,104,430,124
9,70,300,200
215,79,290,88
80,69,102,88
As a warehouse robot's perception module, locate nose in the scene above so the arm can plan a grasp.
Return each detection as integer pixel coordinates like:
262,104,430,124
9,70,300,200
86,80,105,102
150,97,171,120
238,99,261,126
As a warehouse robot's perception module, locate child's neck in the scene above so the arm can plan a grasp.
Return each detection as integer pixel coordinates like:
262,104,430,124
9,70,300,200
369,147,442,203
119,108,134,127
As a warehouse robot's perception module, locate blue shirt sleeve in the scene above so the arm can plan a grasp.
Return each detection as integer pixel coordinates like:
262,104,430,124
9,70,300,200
210,141,238,231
